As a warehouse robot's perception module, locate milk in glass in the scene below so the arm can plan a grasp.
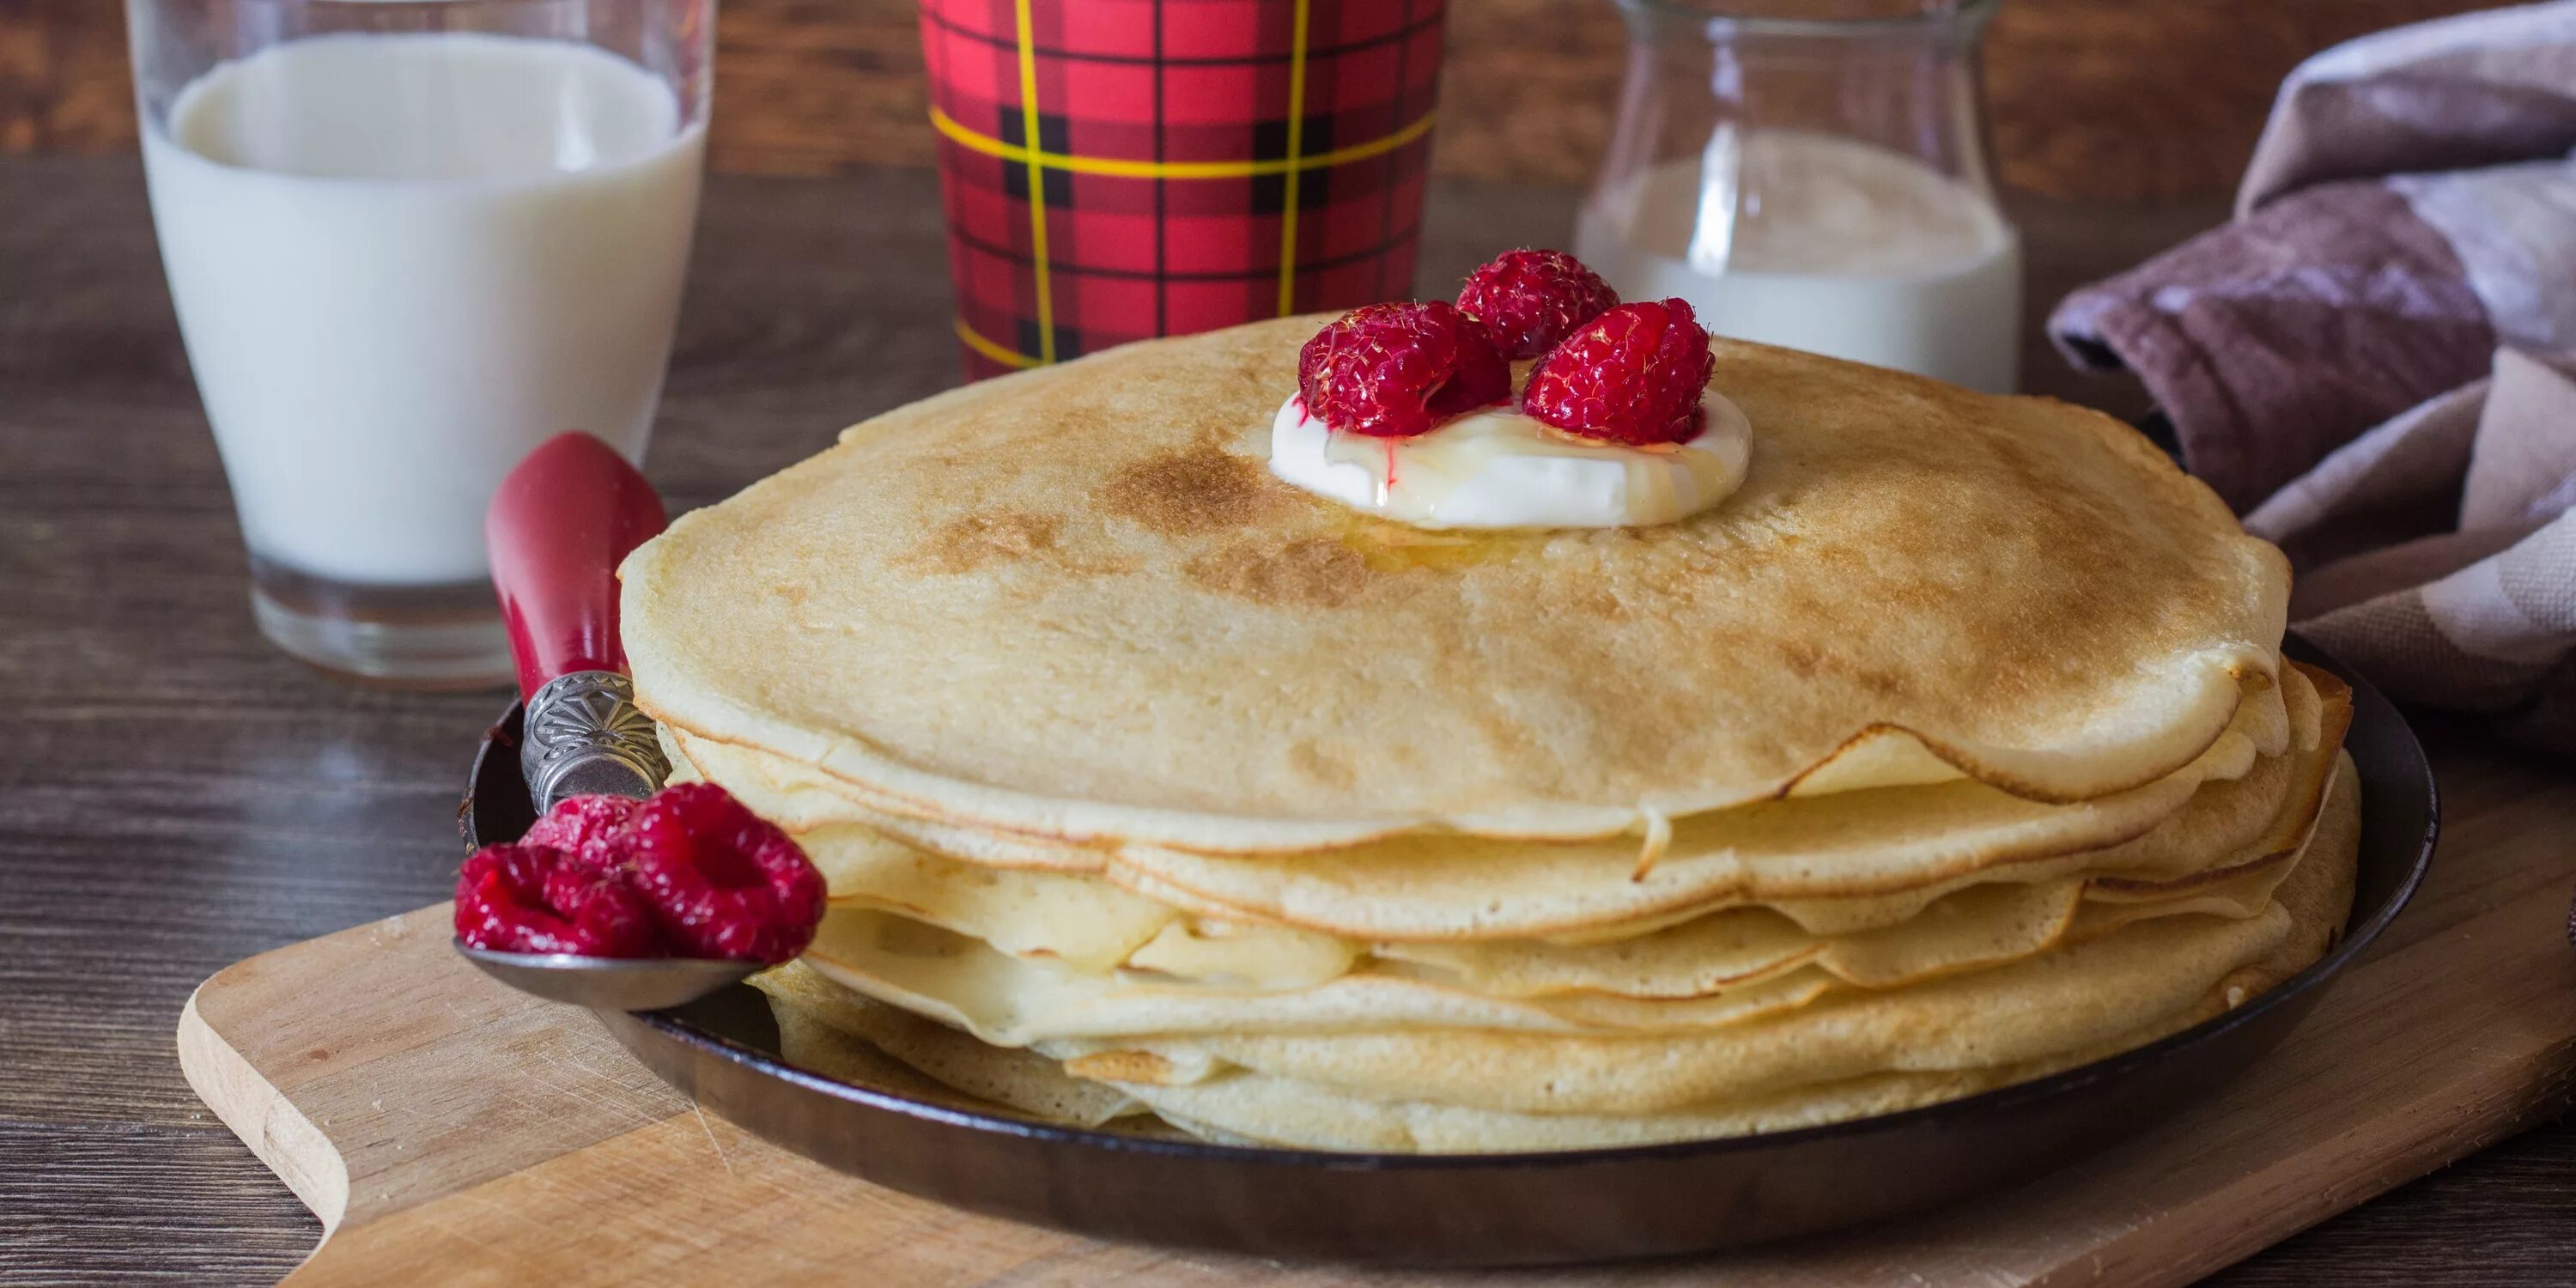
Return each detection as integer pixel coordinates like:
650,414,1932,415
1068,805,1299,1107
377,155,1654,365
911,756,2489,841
137,30,704,679
1577,132,2020,393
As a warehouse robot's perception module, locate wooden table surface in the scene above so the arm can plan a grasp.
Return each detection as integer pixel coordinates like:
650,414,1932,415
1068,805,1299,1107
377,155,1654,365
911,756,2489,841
3,153,2568,1285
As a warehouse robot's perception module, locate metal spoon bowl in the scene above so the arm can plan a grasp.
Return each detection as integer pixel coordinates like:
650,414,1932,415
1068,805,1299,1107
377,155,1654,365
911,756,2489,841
454,940,759,1011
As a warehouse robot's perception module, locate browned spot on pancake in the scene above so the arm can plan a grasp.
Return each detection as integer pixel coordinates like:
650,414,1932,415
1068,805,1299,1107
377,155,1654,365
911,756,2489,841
1097,450,1280,535
1778,639,1823,680
1186,538,1369,608
1764,629,1907,700
1570,586,1625,621
907,511,1064,574
1468,707,1546,767
1286,740,1359,793
1854,665,1908,699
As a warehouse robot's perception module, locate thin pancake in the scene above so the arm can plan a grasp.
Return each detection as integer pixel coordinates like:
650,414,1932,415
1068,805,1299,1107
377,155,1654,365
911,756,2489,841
753,959,1142,1127
1079,995,2234,1153
670,668,2326,945
747,683,2337,1002
1071,765,2358,1116
622,320,2287,852
1100,671,2339,941
793,756,2345,1042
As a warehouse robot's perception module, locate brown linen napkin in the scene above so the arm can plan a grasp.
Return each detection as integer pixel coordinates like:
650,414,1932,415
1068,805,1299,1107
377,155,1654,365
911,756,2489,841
2047,182,2497,512
2049,3,2576,752
2244,349,2576,753
2236,3,2576,216
2050,1,2576,512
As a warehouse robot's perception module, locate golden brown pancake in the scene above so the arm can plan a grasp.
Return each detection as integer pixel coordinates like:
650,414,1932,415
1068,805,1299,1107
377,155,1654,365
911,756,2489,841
623,320,2288,852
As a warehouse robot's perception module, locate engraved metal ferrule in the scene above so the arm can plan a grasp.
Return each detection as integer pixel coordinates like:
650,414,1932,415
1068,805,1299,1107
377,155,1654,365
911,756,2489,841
520,670,670,815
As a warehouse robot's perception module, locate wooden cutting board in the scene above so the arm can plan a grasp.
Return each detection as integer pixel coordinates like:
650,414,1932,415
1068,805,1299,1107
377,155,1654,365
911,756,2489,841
180,739,2576,1287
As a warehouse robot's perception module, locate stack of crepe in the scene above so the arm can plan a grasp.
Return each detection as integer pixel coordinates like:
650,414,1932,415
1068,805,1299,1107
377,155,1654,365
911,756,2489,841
620,319,2361,1153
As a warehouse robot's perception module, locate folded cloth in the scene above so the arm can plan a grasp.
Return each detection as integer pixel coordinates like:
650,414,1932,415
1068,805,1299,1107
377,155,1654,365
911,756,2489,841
2049,181,2499,511
2050,2,2576,753
2245,349,2576,753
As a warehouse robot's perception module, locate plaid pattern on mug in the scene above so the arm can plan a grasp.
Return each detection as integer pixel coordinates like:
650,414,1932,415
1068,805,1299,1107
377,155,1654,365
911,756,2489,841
920,0,1447,379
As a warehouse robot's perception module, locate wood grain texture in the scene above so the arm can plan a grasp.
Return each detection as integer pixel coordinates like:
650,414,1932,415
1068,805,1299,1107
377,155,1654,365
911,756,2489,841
1,152,2570,1283
173,739,2576,1285
0,0,2517,200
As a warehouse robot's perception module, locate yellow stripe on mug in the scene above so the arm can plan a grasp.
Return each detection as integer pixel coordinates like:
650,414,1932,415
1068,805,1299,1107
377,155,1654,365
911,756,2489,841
929,106,1434,181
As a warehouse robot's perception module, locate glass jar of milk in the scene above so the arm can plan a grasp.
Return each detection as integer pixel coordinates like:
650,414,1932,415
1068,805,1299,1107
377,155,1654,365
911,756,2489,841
1574,0,2020,393
128,0,712,687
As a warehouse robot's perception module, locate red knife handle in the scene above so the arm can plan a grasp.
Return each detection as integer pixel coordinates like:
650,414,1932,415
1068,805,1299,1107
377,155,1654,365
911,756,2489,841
486,432,669,701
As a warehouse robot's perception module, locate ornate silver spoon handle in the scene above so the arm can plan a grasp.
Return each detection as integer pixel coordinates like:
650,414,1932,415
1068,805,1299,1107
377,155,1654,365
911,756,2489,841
521,669,670,813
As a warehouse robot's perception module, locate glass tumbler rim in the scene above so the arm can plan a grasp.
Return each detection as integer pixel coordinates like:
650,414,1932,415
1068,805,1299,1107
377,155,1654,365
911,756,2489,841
1609,0,1999,39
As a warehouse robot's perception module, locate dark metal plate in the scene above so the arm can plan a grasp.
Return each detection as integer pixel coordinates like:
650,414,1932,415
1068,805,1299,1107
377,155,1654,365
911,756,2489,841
461,643,2437,1267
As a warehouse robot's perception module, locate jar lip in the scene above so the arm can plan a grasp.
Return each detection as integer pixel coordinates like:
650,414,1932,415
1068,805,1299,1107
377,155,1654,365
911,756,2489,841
1612,0,1999,35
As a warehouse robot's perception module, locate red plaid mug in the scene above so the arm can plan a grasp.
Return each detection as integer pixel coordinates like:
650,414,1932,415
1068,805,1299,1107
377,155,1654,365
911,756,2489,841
920,0,1448,380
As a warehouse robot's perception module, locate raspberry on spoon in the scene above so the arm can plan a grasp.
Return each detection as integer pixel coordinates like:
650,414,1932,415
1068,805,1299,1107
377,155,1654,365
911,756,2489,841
1297,301,1510,438
520,793,640,872
1521,299,1719,447
624,782,828,965
455,842,665,957
455,783,827,965
1455,249,1619,361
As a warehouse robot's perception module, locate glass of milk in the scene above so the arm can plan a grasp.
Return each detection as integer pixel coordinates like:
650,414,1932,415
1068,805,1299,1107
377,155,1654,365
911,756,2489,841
128,0,712,687
1573,0,2021,393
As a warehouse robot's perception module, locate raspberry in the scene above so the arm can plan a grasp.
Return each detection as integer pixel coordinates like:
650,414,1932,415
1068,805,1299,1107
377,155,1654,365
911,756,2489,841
1296,301,1510,438
455,784,825,964
1521,299,1718,446
520,793,640,872
1455,249,1619,361
454,842,664,957
624,783,827,965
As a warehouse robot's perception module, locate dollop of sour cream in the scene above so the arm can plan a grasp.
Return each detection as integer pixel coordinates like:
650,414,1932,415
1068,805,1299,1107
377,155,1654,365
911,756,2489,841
1267,392,1751,530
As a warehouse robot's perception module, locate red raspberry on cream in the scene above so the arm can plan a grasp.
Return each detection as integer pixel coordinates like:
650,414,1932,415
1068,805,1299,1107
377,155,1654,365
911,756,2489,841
1273,271,1748,532
1456,249,1620,361
1296,301,1510,439
1522,299,1720,447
